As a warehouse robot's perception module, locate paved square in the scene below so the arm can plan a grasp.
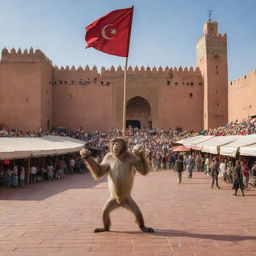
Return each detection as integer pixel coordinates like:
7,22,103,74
0,171,255,256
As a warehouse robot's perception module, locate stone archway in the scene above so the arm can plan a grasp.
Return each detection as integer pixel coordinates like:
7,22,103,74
126,96,152,129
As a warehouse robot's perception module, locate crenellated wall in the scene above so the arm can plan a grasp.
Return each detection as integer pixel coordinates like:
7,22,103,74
229,70,256,121
51,63,203,130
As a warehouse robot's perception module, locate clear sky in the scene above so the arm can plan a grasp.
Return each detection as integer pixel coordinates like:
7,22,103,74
0,0,255,81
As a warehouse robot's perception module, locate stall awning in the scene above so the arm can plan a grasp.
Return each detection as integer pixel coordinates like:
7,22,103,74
219,134,256,157
201,136,241,155
240,143,256,157
0,136,85,160
183,136,214,148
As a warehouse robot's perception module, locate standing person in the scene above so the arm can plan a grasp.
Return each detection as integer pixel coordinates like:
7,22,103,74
233,160,245,196
69,156,75,174
219,159,226,179
47,162,54,180
195,155,201,172
210,159,220,189
169,153,176,170
200,155,205,172
187,155,195,178
242,160,250,189
6,167,13,188
252,162,256,177
13,165,19,187
30,164,37,184
19,165,25,187
175,154,184,184
226,159,234,183
204,155,210,175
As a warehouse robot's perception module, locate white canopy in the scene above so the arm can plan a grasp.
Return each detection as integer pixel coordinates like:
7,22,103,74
183,136,214,148
240,143,256,157
220,134,256,157
0,136,85,160
201,136,241,154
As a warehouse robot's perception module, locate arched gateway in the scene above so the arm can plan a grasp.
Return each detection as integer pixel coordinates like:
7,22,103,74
126,96,152,129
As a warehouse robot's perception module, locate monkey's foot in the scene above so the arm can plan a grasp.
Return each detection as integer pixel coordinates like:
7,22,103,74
141,226,154,233
94,227,110,233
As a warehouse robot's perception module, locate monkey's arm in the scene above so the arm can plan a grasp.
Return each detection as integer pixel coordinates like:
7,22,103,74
80,149,109,179
131,151,150,175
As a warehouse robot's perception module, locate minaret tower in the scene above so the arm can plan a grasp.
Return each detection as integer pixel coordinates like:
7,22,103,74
196,15,228,130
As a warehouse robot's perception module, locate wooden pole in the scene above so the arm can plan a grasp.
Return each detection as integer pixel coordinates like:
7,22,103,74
122,57,129,137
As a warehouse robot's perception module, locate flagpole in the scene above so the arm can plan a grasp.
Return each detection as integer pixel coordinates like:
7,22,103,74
122,57,128,137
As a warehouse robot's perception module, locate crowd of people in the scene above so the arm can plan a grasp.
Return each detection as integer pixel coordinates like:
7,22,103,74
0,127,195,189
0,154,86,188
173,153,256,195
203,117,256,136
1,125,256,192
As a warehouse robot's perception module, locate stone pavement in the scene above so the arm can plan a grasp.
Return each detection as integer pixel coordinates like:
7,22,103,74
0,170,256,256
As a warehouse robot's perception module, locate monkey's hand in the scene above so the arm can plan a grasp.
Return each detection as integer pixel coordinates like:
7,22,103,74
133,144,145,158
80,148,92,161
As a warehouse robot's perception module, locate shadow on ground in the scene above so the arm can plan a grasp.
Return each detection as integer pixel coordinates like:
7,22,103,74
113,229,256,242
152,229,256,241
0,172,106,201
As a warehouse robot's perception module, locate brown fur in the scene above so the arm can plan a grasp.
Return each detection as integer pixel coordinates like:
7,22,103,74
80,137,154,233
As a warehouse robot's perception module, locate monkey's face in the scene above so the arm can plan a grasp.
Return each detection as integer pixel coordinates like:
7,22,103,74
112,141,123,157
110,138,127,157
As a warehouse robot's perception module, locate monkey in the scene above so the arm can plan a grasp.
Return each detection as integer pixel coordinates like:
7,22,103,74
80,137,154,233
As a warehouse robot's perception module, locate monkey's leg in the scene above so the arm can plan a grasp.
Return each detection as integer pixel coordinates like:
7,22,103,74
123,197,154,233
94,198,119,233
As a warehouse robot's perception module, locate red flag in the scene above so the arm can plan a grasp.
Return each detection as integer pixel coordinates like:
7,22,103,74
85,6,133,57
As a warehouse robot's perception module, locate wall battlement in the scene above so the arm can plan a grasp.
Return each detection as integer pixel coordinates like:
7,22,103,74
52,64,202,87
217,33,227,39
230,70,256,88
1,48,52,65
54,64,200,76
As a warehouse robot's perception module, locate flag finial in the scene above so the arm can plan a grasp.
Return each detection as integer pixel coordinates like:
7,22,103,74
208,9,213,22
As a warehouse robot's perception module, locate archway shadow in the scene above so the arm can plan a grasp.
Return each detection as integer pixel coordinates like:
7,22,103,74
112,229,256,242
0,172,106,201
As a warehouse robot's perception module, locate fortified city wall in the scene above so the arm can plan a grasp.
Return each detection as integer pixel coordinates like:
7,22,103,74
228,70,256,122
52,64,203,131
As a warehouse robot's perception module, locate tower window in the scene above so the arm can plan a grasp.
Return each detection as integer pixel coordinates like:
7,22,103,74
199,82,202,85
244,75,247,79
175,82,178,85
190,82,194,86
217,103,219,106
189,93,193,98
167,80,170,85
